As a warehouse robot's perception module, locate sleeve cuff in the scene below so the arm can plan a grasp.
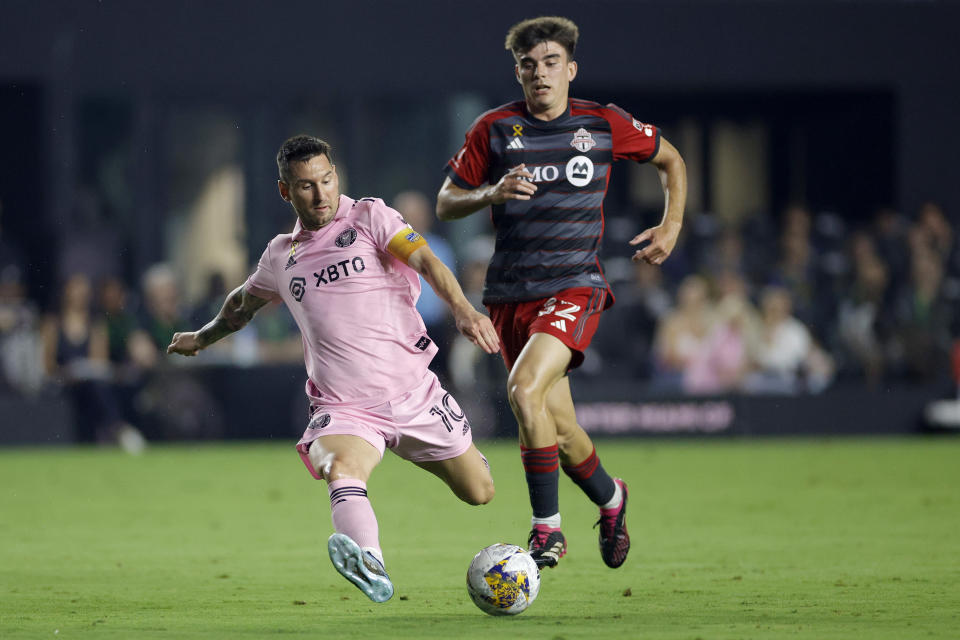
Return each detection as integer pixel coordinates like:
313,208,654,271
244,281,277,301
443,163,482,189
642,129,662,163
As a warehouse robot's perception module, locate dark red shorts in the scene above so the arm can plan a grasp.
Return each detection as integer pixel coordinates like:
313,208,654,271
487,287,609,371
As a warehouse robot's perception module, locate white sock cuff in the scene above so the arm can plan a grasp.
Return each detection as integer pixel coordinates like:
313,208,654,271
531,513,562,528
601,482,623,511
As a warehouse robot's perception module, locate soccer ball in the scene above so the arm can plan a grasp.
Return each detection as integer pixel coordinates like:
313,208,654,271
466,543,541,616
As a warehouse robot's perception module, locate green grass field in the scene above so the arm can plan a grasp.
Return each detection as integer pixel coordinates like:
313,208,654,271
2,437,958,639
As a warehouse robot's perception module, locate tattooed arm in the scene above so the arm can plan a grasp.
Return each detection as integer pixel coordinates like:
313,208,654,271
167,285,270,357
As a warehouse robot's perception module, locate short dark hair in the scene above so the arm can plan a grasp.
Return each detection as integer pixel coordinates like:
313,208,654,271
276,135,332,183
504,16,579,59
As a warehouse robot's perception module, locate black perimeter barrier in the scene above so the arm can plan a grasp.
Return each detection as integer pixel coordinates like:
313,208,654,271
0,365,954,445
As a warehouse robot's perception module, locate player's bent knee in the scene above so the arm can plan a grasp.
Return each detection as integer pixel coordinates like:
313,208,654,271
461,479,495,506
322,456,368,483
506,376,543,415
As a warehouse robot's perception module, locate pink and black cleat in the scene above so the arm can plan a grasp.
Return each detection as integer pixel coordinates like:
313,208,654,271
596,478,630,568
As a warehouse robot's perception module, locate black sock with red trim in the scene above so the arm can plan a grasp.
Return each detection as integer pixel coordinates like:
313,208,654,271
562,446,616,506
520,443,560,518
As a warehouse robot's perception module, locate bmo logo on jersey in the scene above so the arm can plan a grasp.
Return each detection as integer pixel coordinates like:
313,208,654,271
565,155,594,188
524,165,561,183
522,156,595,188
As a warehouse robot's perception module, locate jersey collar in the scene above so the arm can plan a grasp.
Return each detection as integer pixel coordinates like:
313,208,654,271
522,99,572,127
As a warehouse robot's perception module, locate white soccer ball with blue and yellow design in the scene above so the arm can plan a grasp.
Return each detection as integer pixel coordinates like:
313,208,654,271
466,543,541,615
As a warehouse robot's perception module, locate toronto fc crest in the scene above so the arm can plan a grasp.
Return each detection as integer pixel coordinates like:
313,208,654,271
570,127,597,153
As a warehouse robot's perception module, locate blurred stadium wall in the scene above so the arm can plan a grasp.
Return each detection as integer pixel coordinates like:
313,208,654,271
1,1,958,442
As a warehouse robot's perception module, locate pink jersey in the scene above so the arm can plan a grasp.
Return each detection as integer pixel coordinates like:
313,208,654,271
245,194,438,407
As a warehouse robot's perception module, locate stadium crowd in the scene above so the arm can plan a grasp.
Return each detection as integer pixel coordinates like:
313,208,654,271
592,201,959,394
1,194,958,445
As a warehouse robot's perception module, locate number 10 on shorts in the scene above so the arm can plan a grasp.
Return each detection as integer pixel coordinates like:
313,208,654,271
430,393,466,433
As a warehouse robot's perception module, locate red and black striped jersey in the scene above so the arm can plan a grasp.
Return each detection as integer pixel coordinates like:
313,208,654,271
444,98,660,306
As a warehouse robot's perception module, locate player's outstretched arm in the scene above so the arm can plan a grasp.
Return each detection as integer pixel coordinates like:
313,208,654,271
167,285,270,357
406,246,500,355
629,137,687,265
436,165,537,221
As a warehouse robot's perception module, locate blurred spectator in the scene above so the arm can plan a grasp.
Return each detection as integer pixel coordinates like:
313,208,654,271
448,238,492,390
96,275,157,435
683,271,758,394
0,263,43,395
392,190,457,379
910,202,954,267
697,226,751,281
181,269,261,365
768,204,823,332
120,279,232,438
0,198,25,283
833,231,893,387
458,236,495,311
872,207,911,292
651,274,714,392
99,275,156,373
656,215,695,287
252,299,303,364
40,273,145,451
595,258,672,379
190,272,229,327
697,217,776,290
888,248,954,381
139,263,188,353
124,267,228,438
782,203,812,238
744,285,834,394
446,235,503,438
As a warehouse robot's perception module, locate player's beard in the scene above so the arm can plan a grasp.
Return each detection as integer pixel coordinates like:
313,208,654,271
297,201,336,230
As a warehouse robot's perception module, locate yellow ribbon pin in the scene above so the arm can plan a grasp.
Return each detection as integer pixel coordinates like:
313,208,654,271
512,124,523,137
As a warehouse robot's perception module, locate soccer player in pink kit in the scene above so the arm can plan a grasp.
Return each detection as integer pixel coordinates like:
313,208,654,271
437,17,687,570
168,135,500,603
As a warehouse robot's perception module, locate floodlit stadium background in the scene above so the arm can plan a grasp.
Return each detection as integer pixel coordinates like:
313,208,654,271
1,0,959,443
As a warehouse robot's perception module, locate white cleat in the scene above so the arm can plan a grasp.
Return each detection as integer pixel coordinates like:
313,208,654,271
327,533,394,603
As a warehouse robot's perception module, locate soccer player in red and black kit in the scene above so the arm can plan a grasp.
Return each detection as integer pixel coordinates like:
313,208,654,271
436,16,687,570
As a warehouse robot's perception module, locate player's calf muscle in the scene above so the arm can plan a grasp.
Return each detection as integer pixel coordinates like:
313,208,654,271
556,427,595,465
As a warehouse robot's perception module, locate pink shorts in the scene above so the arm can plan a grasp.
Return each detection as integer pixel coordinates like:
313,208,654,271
296,371,474,479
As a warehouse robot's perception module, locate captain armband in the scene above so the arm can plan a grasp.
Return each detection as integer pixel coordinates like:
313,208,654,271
386,226,428,263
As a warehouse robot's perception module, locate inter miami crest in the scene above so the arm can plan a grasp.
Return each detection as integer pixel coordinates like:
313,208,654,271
335,228,357,247
308,412,331,430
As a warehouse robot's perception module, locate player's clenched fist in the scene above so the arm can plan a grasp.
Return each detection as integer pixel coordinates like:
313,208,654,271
167,331,202,356
489,164,537,204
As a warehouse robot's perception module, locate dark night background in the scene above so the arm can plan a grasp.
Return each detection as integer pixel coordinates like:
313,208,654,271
1,1,959,441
